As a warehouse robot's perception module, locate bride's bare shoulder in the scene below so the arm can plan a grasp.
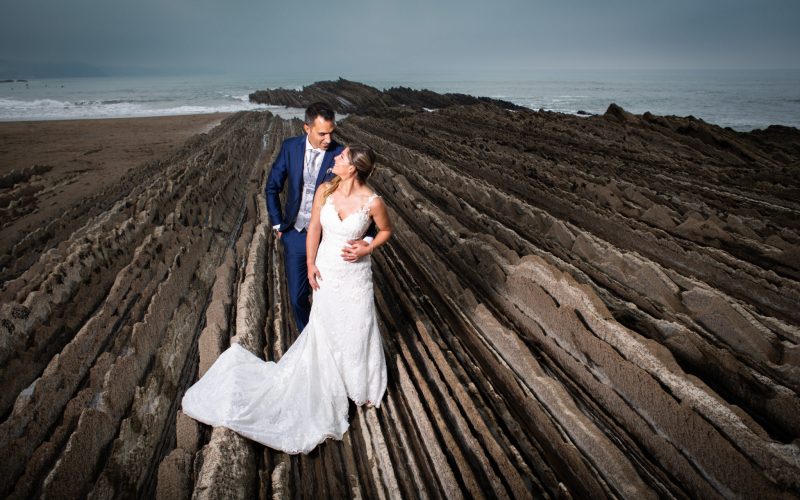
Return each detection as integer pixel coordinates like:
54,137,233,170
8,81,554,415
314,182,332,204
360,187,378,200
316,182,333,196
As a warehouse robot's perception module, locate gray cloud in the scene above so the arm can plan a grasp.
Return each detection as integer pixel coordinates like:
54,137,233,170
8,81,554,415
1,0,798,76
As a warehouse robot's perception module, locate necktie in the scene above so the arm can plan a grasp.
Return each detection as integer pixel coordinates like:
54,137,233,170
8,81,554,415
294,149,322,232
305,149,321,176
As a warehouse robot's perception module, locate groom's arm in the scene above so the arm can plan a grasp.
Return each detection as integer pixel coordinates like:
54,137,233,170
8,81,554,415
342,205,379,262
346,197,393,261
363,221,378,241
266,140,290,229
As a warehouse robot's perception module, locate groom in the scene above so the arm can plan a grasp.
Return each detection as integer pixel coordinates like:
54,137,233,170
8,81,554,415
266,102,375,332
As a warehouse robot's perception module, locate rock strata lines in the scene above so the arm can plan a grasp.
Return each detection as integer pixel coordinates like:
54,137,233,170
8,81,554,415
2,80,799,498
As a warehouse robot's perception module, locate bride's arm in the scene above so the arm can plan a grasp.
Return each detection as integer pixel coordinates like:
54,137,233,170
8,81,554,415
352,197,393,259
306,185,327,290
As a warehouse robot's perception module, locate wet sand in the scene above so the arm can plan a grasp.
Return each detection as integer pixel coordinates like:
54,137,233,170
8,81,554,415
0,113,231,259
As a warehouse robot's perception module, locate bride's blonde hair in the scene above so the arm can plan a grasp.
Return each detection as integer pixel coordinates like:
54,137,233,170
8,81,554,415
323,145,376,199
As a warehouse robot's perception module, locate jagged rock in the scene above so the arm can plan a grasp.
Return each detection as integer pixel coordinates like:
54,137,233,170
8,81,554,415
155,448,193,500
604,102,638,123
193,428,256,500
2,80,799,498
0,164,52,189
249,77,522,116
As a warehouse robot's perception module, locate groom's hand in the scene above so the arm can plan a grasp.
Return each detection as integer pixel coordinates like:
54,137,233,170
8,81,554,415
342,240,369,262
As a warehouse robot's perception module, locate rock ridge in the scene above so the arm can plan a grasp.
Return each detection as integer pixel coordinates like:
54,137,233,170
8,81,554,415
1,80,799,498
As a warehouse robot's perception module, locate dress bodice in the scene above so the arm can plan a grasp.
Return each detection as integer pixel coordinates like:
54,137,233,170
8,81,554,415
319,193,378,245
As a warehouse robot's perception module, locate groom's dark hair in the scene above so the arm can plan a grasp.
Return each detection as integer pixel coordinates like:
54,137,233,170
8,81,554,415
305,102,336,125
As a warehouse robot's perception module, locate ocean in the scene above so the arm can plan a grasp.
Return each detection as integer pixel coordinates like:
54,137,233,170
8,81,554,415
1,70,798,131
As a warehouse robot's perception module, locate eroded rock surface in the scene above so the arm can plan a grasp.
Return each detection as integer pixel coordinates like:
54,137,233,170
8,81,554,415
249,78,522,116
2,80,799,499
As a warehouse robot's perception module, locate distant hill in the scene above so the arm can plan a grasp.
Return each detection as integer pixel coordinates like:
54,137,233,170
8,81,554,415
0,59,220,79
0,59,111,79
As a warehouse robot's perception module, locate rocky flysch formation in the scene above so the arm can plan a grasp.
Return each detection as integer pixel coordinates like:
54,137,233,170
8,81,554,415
2,81,799,498
249,78,522,116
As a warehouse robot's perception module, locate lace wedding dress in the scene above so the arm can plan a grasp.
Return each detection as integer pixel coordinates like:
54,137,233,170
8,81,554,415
181,193,387,454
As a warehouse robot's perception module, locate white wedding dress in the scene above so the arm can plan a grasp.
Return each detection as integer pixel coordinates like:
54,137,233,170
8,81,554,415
181,193,387,454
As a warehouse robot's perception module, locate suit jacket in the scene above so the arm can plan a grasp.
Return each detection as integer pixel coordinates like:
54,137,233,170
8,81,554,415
266,135,378,239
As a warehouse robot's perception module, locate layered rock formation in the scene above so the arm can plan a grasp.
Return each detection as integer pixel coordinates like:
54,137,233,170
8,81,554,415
249,78,522,116
332,102,800,498
0,112,272,498
2,81,799,498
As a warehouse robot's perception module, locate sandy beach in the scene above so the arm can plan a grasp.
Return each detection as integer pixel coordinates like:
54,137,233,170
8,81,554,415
0,113,231,260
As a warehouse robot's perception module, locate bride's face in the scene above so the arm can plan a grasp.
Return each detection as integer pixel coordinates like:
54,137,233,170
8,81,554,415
333,148,354,178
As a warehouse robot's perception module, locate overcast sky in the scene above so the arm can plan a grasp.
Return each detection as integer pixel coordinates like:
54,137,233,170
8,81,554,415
1,0,798,76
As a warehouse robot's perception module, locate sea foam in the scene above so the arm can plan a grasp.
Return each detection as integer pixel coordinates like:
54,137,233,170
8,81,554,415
0,95,299,121
2,71,798,129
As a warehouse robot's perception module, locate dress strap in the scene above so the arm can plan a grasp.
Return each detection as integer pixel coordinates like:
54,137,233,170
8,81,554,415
361,193,379,215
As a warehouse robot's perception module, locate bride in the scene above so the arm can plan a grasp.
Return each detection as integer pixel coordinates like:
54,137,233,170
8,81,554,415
181,144,392,454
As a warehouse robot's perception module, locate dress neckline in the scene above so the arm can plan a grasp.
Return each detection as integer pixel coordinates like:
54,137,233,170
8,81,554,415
328,192,378,222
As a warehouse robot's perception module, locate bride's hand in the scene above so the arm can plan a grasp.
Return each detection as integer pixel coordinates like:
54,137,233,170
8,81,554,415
308,264,323,290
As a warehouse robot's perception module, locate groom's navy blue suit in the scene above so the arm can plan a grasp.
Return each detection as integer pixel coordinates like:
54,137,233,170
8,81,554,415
267,134,343,232
267,134,342,332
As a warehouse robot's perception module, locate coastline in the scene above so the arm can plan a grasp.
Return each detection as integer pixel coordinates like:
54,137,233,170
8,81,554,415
2,70,799,130
0,112,232,259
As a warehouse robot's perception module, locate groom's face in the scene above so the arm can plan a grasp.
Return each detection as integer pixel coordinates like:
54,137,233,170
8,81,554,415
304,116,335,150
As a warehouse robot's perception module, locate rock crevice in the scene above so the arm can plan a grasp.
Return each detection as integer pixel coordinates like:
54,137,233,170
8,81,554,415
2,80,799,498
